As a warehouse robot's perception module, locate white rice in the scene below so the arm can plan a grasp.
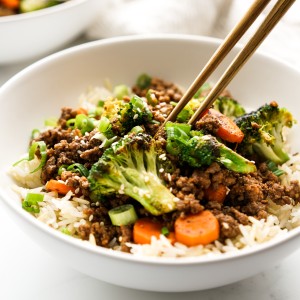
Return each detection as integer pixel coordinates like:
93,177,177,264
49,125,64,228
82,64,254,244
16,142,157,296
9,155,42,188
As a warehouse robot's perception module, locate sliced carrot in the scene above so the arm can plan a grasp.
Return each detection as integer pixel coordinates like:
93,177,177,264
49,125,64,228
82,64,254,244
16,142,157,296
76,107,88,115
209,109,244,143
45,179,75,195
133,218,175,245
1,0,19,9
174,210,220,246
204,184,227,203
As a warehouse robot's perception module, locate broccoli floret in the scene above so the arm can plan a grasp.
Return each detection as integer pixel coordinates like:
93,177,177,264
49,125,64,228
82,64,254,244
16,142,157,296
213,96,246,119
102,95,153,136
88,133,177,216
235,101,294,165
175,96,245,123
165,122,256,173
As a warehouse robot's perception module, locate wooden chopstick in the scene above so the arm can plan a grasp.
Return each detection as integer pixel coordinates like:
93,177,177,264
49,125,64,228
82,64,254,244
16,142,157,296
161,0,272,127
188,0,296,125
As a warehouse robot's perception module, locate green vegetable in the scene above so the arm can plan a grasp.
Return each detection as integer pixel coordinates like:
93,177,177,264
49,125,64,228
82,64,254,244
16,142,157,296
67,163,89,177
235,101,294,165
98,116,114,138
266,160,285,177
108,204,138,226
88,133,177,216
146,89,158,106
129,126,144,134
67,114,95,135
22,193,44,213
44,117,58,127
61,227,71,235
193,82,211,99
176,99,201,123
31,129,40,139
136,73,152,89
113,84,130,100
20,0,62,13
161,227,170,236
58,164,68,176
102,95,153,136
165,122,256,173
14,141,47,173
213,96,246,119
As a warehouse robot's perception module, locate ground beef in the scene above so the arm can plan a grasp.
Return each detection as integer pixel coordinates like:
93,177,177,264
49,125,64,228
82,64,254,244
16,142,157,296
132,77,183,103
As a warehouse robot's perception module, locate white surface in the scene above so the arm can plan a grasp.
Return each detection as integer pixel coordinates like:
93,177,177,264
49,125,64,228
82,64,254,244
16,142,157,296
1,35,300,298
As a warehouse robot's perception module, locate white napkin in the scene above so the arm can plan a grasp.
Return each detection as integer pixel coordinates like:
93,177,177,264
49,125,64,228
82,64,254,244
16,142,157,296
86,0,226,37
86,0,300,69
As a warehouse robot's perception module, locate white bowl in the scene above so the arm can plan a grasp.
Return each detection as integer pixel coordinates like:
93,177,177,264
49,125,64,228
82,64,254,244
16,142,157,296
0,0,99,64
1,35,300,292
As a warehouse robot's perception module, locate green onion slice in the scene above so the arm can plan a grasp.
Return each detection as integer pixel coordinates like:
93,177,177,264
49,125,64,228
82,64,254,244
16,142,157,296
108,204,138,226
113,84,130,100
66,114,95,134
31,129,40,139
29,141,47,173
67,163,89,177
22,193,44,214
161,226,170,236
58,164,68,176
136,73,152,89
44,117,58,127
13,141,47,173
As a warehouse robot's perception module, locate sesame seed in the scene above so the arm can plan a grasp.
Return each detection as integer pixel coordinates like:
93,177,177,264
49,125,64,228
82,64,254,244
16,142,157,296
89,215,94,222
133,114,139,120
167,173,172,181
159,168,164,173
223,222,229,229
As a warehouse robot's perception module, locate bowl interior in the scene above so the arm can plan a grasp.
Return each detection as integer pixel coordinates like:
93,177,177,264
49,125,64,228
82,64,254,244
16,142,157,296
1,35,300,261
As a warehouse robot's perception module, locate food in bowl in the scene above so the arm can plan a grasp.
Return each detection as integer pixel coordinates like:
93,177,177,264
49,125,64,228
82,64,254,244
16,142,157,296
9,72,300,258
0,0,69,16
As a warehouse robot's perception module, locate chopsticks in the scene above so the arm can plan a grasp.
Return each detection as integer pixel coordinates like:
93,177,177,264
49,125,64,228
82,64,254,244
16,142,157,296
160,0,295,130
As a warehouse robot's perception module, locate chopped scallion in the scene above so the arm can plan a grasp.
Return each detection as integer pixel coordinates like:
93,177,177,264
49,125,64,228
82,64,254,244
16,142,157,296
22,193,44,214
31,129,40,139
44,117,58,127
108,204,138,226
136,73,152,89
67,163,89,177
161,226,169,236
113,84,130,100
